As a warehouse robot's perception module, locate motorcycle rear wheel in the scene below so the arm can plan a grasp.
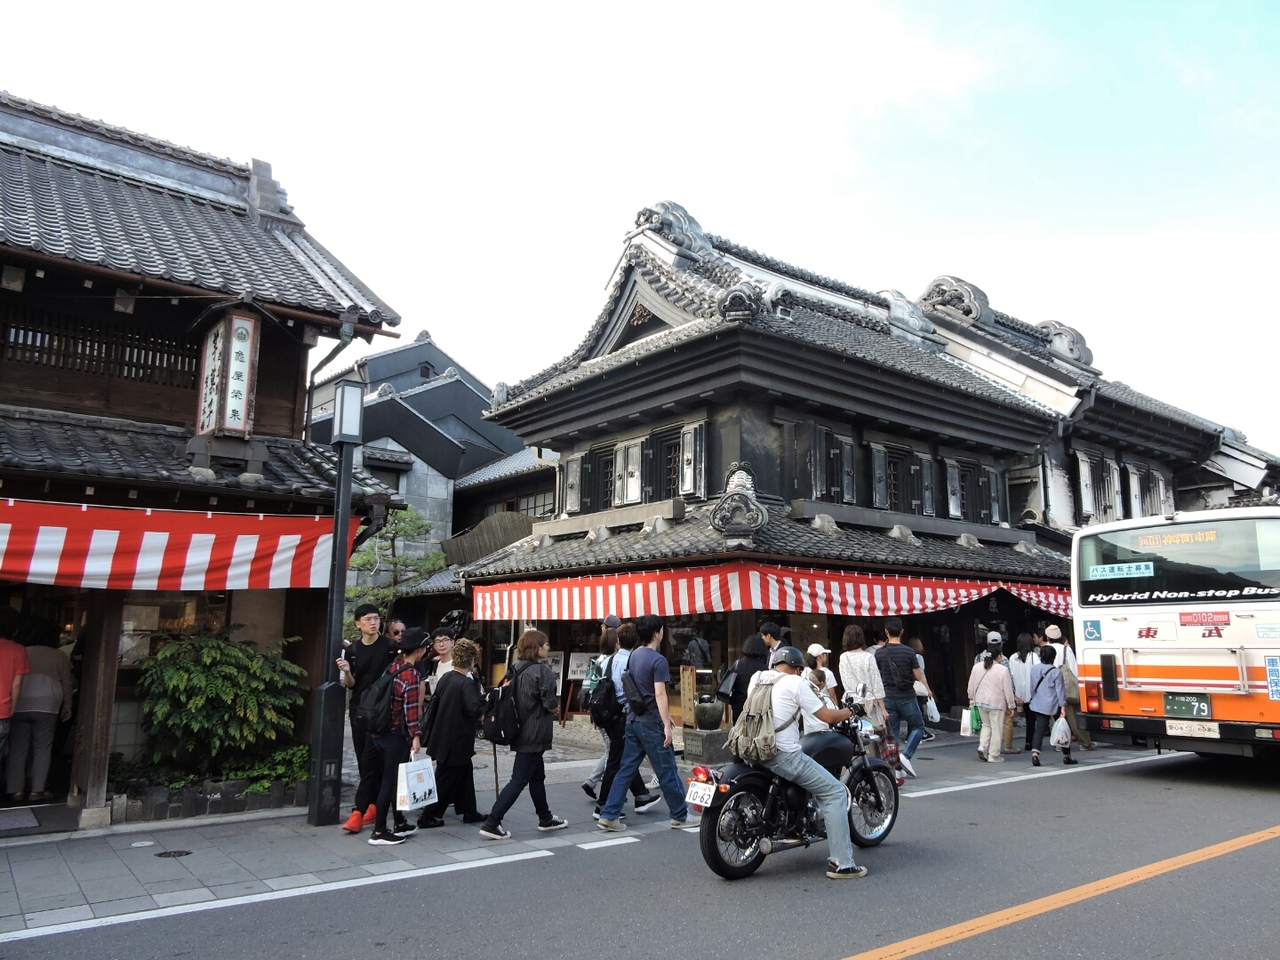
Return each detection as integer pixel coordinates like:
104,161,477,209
699,788,767,880
847,766,898,847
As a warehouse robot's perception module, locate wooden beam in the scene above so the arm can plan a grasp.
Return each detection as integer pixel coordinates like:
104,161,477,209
73,591,123,814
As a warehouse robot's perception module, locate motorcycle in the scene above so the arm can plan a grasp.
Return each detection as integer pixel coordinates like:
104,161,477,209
689,698,899,880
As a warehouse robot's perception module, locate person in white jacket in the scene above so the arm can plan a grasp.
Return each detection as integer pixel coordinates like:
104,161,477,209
966,639,1017,763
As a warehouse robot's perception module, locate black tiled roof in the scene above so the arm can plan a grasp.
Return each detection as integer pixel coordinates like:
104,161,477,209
463,503,1069,583
0,93,396,324
0,405,401,505
495,246,1061,420
708,234,892,310
455,447,558,490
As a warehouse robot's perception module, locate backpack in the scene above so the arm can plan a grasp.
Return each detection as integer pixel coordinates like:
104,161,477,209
356,662,416,735
481,663,527,746
726,674,801,763
578,655,605,712
587,653,623,728
685,636,711,668
620,655,649,717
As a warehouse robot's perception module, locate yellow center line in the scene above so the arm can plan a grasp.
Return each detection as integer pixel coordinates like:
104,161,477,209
844,823,1280,960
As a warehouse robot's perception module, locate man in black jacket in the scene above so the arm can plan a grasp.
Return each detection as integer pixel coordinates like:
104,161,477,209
417,638,485,828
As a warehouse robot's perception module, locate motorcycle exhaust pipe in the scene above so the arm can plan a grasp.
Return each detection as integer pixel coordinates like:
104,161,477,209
757,837,808,856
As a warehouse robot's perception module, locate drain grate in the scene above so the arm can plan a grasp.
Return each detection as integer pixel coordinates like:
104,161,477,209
154,850,192,858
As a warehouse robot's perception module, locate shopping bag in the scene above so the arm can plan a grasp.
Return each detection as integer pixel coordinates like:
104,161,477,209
395,756,437,811
925,697,941,724
971,705,983,733
1050,717,1072,749
960,707,974,737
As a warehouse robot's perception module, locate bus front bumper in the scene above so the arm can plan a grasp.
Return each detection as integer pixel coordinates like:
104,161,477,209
1081,715,1280,758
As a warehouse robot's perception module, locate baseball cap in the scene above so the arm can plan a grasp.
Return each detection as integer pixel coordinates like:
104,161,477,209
806,642,831,657
774,646,805,669
986,630,1003,644
602,614,622,629
1044,624,1063,640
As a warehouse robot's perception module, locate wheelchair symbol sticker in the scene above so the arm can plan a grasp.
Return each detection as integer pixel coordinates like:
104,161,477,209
1083,620,1102,642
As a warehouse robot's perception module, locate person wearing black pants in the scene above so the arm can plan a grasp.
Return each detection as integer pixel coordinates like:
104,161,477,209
479,630,567,840
337,605,396,834
367,628,430,845
418,638,486,827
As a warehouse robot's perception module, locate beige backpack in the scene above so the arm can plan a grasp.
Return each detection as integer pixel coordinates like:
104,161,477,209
727,674,801,763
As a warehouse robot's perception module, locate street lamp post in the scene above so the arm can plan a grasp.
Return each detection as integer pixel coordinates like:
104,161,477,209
308,379,364,827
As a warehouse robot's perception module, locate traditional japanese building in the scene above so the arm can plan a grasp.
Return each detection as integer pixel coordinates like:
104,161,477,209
459,202,1279,717
0,93,398,828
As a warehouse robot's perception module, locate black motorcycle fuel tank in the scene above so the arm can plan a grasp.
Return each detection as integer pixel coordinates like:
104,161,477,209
799,730,854,769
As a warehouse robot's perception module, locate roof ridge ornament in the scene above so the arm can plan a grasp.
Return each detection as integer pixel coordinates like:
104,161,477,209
1036,320,1094,367
917,276,991,326
635,201,713,257
717,282,761,321
712,462,768,548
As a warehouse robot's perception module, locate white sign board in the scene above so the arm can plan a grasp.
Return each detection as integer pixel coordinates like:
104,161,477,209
568,652,595,681
545,651,565,696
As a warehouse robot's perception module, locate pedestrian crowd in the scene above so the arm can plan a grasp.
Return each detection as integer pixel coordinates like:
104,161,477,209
335,604,1088,848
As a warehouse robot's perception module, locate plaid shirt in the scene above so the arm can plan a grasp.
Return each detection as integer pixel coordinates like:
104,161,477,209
385,661,423,739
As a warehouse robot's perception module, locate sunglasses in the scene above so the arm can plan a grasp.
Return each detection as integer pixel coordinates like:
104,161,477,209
390,629,404,637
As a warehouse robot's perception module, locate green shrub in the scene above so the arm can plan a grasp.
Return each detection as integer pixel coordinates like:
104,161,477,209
140,628,307,771
222,744,311,793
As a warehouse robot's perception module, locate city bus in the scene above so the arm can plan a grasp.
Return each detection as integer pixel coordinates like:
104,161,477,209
1072,504,1280,758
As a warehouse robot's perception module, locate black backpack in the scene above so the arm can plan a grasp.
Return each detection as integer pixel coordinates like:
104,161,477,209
356,662,416,735
481,663,527,746
587,653,623,727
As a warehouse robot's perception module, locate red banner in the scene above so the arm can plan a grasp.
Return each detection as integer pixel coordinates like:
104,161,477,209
0,499,359,591
472,560,1071,621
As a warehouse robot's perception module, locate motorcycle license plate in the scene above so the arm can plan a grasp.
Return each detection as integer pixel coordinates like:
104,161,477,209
685,781,716,807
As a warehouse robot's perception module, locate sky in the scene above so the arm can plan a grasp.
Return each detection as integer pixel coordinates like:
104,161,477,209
6,1,1280,455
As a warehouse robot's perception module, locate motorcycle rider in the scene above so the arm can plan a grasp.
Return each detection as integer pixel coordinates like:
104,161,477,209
746,646,869,880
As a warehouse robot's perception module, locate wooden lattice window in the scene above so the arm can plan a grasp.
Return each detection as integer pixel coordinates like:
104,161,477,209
2,303,199,389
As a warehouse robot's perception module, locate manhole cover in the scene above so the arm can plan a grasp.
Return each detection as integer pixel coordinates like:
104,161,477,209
155,850,192,858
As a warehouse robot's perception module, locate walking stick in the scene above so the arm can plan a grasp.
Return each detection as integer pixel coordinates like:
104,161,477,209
492,742,500,798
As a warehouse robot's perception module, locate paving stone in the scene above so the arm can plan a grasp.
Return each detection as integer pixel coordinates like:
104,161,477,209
15,892,87,914
68,859,135,881
0,916,26,933
208,880,270,899
4,844,63,863
91,896,157,918
151,888,217,907
361,859,415,875
446,848,500,862
79,876,149,903
24,904,94,927
262,874,321,891
312,867,371,883
143,878,205,895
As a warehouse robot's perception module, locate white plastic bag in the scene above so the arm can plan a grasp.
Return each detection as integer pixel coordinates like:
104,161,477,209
959,706,974,737
396,755,437,811
1050,716,1072,749
925,697,941,723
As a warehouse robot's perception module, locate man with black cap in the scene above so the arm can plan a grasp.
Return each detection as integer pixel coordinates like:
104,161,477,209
748,646,867,880
367,626,430,846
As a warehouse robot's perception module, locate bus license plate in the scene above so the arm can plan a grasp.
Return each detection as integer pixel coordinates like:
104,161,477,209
1166,720,1220,739
1163,693,1211,719
685,781,716,807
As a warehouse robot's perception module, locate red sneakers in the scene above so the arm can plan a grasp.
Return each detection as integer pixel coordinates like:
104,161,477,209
362,804,377,826
342,809,364,834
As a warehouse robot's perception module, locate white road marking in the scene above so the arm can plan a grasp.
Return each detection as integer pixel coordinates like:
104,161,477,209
902,752,1188,798
0,849,553,942
576,836,640,850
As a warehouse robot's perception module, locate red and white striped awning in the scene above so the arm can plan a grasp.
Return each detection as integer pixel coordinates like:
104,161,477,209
472,560,1071,622
0,499,359,591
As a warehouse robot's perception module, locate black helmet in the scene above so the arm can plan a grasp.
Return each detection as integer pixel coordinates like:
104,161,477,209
773,646,805,669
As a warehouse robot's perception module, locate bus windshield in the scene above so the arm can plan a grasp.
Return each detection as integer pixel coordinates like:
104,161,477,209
1077,517,1280,607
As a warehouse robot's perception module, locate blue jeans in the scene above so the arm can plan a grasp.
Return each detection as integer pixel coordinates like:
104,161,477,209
763,748,857,870
599,721,688,822
885,696,925,759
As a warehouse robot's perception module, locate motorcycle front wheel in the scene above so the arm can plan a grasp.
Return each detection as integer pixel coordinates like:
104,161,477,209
699,788,767,880
846,765,898,847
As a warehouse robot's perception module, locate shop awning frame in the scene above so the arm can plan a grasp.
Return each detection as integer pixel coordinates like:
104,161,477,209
471,560,1071,622
0,499,360,591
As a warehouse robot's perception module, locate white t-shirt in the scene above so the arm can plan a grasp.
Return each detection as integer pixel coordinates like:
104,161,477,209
801,666,837,733
746,671,824,754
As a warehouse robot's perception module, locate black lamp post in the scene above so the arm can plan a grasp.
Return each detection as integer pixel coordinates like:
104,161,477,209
308,379,364,826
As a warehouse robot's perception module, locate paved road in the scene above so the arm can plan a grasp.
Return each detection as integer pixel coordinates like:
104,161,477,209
5,741,1280,960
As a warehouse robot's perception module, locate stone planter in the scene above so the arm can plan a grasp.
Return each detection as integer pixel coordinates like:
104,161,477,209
694,702,724,730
